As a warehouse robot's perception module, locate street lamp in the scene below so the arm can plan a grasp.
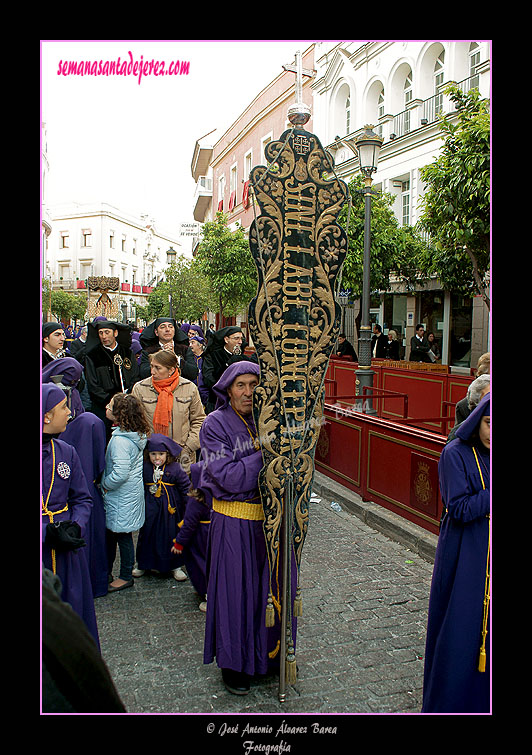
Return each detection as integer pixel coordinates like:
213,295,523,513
354,125,383,414
166,247,177,317
166,246,177,317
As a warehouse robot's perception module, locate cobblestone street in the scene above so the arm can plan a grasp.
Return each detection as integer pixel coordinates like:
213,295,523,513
94,472,435,721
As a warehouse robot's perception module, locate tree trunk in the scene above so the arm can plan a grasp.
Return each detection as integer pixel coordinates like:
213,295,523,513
464,245,490,311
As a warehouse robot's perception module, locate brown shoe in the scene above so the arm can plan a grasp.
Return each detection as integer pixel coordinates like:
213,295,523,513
108,578,134,592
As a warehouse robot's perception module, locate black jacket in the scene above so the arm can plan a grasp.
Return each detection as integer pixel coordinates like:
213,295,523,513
139,343,198,382
371,333,388,358
337,339,358,361
84,343,140,407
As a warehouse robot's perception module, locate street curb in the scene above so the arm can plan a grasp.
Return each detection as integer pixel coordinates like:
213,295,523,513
312,471,438,563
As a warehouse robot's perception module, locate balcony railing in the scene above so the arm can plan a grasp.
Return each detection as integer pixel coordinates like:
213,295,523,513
194,176,212,200
334,75,484,154
422,93,444,125
391,108,411,139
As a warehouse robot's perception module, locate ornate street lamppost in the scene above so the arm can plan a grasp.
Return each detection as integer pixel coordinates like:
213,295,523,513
354,125,383,414
166,246,177,318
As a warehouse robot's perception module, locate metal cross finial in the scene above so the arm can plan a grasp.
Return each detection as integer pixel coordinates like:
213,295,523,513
283,50,314,126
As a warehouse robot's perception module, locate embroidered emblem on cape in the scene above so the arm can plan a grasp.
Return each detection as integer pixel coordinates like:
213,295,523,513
56,461,71,479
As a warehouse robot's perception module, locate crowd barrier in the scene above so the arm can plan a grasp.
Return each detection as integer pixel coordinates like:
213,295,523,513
316,357,475,534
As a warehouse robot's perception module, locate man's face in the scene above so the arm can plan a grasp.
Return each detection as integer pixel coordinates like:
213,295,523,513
44,328,65,353
228,374,258,415
98,327,118,348
416,327,424,338
224,332,243,351
155,322,175,343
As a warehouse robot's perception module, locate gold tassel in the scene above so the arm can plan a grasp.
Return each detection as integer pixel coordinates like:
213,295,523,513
293,588,302,617
478,648,486,673
286,653,297,684
265,595,275,627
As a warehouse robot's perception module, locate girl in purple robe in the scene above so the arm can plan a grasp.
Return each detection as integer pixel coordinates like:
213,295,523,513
171,462,211,611
198,361,293,695
42,384,99,646
134,434,191,579
422,393,491,713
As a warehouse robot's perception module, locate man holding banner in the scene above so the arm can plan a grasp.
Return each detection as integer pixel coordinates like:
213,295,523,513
197,361,295,695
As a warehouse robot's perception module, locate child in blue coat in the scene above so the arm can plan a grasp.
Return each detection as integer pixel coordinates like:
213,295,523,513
134,434,191,580
101,393,150,593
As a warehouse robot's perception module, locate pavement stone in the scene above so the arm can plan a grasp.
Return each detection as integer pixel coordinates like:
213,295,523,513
94,473,436,721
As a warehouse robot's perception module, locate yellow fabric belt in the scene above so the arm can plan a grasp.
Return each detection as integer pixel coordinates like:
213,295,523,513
212,498,264,521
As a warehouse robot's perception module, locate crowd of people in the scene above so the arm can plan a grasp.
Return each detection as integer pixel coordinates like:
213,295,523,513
334,323,443,364
41,316,490,714
42,317,269,709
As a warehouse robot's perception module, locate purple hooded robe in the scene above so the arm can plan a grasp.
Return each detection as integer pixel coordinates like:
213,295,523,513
174,462,211,598
199,361,294,676
136,434,191,573
43,359,109,597
42,384,99,646
422,393,491,713
60,411,108,598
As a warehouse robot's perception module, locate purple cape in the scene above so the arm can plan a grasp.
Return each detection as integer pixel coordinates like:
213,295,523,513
422,395,490,712
175,485,211,598
177,462,211,597
60,411,108,598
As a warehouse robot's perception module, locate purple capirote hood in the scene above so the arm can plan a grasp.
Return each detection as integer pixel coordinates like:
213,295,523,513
212,361,260,409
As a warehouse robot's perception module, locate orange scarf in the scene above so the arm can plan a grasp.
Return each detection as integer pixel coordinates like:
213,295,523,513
152,372,180,434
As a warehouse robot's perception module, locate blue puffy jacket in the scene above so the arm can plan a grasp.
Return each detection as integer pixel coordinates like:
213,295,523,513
101,427,147,532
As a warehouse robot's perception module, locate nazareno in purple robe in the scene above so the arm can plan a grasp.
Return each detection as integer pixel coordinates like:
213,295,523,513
199,361,296,677
136,434,191,574
60,411,109,598
42,384,100,647
43,359,109,596
173,462,211,598
42,356,86,422
422,393,491,713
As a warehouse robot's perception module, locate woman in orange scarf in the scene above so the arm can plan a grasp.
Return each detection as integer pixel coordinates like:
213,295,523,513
151,354,181,434
131,350,206,474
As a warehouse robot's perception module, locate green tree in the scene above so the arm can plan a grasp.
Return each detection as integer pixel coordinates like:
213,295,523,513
48,288,87,324
417,84,490,309
194,212,257,319
144,254,216,323
339,174,429,296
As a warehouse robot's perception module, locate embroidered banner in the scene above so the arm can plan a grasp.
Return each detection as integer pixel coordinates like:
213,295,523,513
248,127,348,677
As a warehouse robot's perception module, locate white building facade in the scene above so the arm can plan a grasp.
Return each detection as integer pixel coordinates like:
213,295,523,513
311,40,491,368
44,202,181,324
